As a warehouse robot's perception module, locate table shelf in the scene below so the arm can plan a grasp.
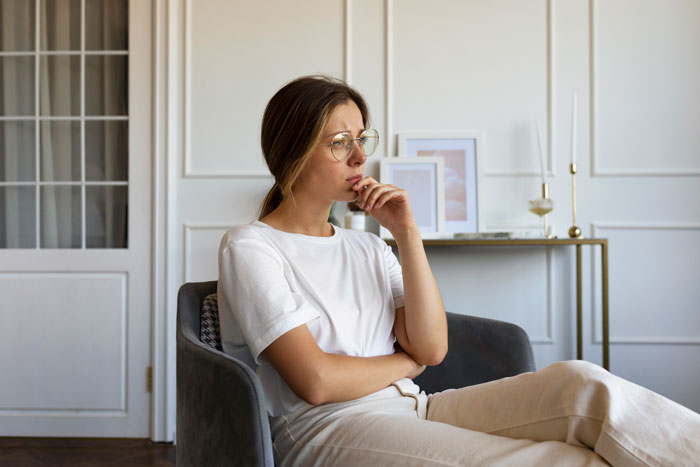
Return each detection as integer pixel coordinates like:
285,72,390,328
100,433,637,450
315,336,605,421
386,237,610,370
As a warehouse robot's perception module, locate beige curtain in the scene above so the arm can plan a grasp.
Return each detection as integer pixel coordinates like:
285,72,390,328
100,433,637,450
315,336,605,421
40,0,80,248
86,0,128,248
1,0,128,249
1,0,35,248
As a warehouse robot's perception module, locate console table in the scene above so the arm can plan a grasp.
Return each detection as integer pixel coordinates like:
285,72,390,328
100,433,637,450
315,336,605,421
386,238,610,371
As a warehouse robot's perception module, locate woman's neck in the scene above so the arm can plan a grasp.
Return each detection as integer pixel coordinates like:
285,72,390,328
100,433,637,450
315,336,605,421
261,197,334,237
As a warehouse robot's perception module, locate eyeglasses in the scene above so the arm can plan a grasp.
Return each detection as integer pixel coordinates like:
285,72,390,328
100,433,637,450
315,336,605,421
327,128,379,161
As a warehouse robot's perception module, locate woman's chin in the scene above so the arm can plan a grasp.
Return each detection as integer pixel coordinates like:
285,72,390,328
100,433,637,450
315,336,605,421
337,191,358,203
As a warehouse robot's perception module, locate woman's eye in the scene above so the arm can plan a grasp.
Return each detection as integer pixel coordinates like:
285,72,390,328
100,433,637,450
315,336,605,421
332,134,352,146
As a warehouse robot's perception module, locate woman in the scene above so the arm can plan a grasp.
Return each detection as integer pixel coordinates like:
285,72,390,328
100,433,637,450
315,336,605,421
218,75,700,466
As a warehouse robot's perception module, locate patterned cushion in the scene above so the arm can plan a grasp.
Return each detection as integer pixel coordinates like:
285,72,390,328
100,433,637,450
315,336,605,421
200,293,223,351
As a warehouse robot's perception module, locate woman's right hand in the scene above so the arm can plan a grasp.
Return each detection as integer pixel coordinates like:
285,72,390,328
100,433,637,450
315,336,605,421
395,343,427,379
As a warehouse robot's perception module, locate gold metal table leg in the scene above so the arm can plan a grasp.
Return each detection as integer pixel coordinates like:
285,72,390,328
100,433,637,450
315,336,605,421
576,244,583,360
602,241,610,371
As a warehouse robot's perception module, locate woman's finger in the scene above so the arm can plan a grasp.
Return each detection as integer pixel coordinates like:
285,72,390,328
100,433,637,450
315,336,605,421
355,180,381,207
364,185,395,211
352,176,378,193
373,188,406,210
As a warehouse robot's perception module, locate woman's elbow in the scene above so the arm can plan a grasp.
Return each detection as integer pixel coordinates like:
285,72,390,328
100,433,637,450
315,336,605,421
424,348,447,366
293,369,330,406
298,387,326,406
416,344,448,367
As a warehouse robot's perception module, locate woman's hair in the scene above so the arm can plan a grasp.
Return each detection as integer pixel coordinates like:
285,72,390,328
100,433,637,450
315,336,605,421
259,75,370,218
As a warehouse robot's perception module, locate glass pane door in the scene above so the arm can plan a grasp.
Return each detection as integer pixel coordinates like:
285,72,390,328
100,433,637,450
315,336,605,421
0,0,128,249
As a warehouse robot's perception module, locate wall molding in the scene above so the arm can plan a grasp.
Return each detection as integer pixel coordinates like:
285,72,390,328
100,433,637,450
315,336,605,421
484,0,554,178
384,0,392,157
535,245,555,344
344,0,352,83
0,409,128,416
384,0,554,175
182,0,349,178
0,271,128,413
589,0,700,177
590,222,700,345
150,0,178,442
183,223,232,283
435,243,554,344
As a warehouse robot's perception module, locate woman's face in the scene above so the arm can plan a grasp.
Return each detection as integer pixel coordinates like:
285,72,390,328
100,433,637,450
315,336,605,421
294,100,367,204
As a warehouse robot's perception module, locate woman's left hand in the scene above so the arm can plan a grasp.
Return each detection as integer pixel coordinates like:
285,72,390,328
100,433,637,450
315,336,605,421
352,176,418,236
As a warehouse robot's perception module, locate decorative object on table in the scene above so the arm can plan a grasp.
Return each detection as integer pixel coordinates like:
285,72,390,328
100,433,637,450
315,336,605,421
379,157,445,239
344,201,367,231
453,231,536,239
529,119,555,238
528,184,554,238
397,131,484,234
568,91,582,238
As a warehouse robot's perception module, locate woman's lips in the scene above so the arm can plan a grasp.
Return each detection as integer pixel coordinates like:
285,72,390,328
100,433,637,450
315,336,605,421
346,175,363,185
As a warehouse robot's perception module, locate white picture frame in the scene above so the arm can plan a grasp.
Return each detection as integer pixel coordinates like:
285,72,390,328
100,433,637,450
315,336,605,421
379,157,445,240
398,131,484,233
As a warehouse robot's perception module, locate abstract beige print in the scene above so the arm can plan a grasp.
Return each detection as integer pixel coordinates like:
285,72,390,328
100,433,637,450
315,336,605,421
417,149,467,221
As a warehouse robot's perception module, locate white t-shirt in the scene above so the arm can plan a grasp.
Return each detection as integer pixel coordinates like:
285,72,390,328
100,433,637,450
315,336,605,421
217,220,405,416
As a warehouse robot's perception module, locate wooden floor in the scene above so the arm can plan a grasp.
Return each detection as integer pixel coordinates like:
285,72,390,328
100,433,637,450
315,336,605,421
0,438,175,467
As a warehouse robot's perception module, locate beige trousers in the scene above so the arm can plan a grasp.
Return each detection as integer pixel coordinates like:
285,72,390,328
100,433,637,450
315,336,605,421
271,361,700,467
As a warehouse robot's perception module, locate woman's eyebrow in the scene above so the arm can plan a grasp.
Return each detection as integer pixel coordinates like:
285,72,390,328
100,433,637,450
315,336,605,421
324,128,367,138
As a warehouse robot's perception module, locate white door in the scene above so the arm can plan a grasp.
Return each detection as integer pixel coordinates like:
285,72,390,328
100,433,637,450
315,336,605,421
0,0,152,437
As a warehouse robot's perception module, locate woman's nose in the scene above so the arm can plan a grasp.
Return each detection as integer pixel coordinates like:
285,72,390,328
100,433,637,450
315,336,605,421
348,141,366,165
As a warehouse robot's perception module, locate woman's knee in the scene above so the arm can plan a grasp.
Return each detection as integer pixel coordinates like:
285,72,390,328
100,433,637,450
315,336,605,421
545,361,613,396
548,360,607,379
542,361,613,419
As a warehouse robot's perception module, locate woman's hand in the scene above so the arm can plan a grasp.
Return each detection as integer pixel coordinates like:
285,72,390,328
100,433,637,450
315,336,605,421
352,176,418,236
394,343,427,380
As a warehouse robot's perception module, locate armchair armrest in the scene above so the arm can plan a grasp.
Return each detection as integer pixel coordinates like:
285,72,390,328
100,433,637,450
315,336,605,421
177,284,275,467
413,312,536,395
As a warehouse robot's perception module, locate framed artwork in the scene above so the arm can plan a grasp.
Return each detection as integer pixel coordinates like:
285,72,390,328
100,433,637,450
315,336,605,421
379,157,445,239
398,132,484,233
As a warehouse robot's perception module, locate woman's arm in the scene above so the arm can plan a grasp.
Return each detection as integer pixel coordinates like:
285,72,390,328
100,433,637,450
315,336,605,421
392,228,448,366
263,324,425,406
354,177,448,366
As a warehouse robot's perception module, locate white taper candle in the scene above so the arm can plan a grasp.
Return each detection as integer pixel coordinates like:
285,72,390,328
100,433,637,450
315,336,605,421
535,119,546,183
571,91,578,165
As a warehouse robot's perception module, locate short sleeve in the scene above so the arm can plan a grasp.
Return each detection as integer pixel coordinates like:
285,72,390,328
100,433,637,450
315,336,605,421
218,237,320,364
381,240,405,308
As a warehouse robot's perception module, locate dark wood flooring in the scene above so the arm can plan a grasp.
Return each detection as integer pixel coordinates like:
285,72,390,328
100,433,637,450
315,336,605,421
0,438,175,467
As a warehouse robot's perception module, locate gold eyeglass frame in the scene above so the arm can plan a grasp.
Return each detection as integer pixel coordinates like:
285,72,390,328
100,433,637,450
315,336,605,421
328,129,379,161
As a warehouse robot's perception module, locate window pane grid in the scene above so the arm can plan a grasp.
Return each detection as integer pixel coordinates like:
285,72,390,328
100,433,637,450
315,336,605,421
34,0,40,249
0,116,129,121
0,181,128,186
0,51,128,56
81,0,85,248
0,0,128,249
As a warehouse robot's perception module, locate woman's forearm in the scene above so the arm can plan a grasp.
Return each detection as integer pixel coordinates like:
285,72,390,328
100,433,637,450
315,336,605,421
264,323,424,406
307,350,422,405
394,228,448,365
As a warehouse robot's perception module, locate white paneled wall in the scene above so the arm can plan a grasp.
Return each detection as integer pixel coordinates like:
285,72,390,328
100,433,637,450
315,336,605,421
155,0,700,441
592,0,700,176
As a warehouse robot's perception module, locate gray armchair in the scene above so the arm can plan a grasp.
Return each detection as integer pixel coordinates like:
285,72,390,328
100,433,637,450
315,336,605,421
176,281,536,466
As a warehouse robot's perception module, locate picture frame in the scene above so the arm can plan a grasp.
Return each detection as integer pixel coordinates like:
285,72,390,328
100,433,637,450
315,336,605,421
379,157,445,240
398,131,484,233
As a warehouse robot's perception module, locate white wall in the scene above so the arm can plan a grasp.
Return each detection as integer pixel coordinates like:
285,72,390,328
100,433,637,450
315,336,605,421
155,0,700,441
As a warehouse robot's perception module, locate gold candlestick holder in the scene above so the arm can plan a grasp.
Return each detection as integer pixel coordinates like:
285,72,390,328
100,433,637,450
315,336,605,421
529,183,555,238
568,163,582,238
